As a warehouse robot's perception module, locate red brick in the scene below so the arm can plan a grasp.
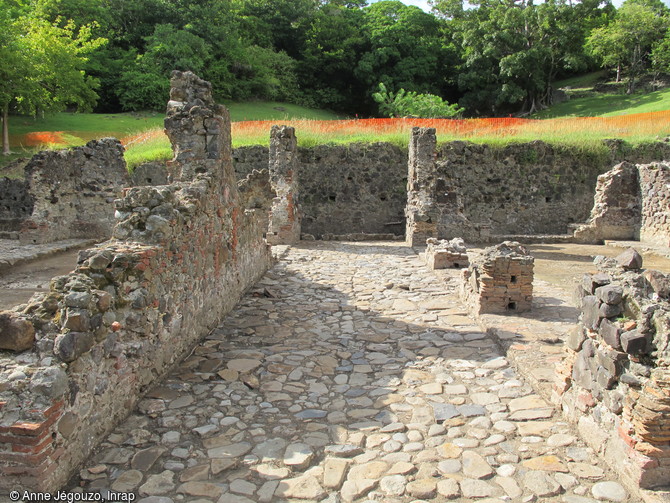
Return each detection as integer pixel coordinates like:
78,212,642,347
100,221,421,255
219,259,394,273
0,445,52,464
0,428,52,446
9,411,59,437
11,434,53,453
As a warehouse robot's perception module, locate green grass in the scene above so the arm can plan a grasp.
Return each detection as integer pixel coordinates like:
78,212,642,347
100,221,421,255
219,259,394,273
225,101,342,121
1,101,341,173
553,70,607,90
534,87,670,118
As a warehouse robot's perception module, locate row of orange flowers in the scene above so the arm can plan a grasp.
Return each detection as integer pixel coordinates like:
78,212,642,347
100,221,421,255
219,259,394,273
230,110,670,139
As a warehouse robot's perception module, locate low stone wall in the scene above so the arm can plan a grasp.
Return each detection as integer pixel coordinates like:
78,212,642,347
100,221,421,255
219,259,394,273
236,137,670,242
556,252,670,490
0,71,272,491
19,139,130,245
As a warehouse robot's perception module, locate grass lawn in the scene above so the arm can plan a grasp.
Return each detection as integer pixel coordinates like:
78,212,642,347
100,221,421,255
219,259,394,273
552,70,607,90
534,80,670,118
0,101,342,174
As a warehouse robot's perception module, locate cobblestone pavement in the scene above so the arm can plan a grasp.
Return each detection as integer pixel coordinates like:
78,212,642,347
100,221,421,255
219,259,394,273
69,242,633,503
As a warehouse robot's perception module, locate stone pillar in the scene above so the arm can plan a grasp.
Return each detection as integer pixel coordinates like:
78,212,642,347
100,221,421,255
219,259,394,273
267,125,301,245
164,70,233,184
405,127,439,246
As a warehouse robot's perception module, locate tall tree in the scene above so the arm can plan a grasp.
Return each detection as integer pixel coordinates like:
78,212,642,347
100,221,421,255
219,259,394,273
434,0,608,115
299,1,367,110
0,5,104,154
355,1,449,112
586,0,669,93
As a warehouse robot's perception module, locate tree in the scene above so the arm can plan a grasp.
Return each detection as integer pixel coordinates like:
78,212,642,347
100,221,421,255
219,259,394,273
435,0,609,115
372,82,463,118
0,6,105,154
298,1,367,110
355,1,449,113
586,0,669,93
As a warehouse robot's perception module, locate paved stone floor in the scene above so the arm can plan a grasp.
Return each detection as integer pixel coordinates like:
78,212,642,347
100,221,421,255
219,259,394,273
68,242,634,503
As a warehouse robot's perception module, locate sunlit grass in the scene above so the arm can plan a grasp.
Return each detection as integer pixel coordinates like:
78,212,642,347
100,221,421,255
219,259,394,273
120,111,670,168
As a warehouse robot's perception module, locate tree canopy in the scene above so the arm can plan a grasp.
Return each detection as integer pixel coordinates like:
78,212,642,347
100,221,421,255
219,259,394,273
1,0,105,154
2,0,670,127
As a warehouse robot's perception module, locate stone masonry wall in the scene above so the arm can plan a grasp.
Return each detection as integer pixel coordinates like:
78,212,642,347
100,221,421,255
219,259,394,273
234,143,407,239
573,162,641,243
0,71,272,491
639,162,670,247
235,139,670,241
573,161,670,246
556,254,670,490
0,178,32,236
19,139,130,245
267,126,301,244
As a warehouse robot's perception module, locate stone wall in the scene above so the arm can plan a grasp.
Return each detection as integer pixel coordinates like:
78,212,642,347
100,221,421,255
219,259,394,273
639,162,670,247
573,162,640,243
19,139,130,245
556,252,670,490
234,142,407,239
0,178,32,237
0,71,272,491
235,138,670,241
573,161,670,246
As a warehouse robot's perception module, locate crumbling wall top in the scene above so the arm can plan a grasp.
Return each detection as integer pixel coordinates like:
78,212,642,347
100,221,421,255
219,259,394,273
476,241,534,266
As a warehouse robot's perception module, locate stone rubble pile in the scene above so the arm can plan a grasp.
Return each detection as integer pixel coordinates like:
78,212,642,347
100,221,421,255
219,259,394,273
424,237,469,270
556,248,670,490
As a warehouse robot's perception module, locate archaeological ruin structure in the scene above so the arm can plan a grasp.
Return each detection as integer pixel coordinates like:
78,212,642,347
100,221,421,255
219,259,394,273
460,241,534,314
1,69,670,500
424,237,469,270
0,71,273,491
574,161,670,246
556,250,670,490
267,125,301,245
0,139,129,245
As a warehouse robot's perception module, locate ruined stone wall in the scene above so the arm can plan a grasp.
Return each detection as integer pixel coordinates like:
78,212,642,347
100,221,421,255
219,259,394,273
0,71,272,491
0,178,32,237
19,139,130,245
638,162,670,247
436,140,605,236
573,161,670,246
556,254,670,490
234,143,407,238
267,126,301,244
573,162,641,243
235,139,670,241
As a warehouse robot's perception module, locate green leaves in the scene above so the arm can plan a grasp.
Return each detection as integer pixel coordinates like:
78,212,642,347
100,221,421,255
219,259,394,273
372,82,464,118
586,0,669,92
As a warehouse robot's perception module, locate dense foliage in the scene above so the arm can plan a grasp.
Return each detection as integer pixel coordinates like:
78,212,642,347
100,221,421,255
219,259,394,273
2,0,670,127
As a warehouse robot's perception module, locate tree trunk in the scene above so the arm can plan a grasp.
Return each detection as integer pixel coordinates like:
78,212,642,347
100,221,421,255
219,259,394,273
616,64,621,83
2,103,10,156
